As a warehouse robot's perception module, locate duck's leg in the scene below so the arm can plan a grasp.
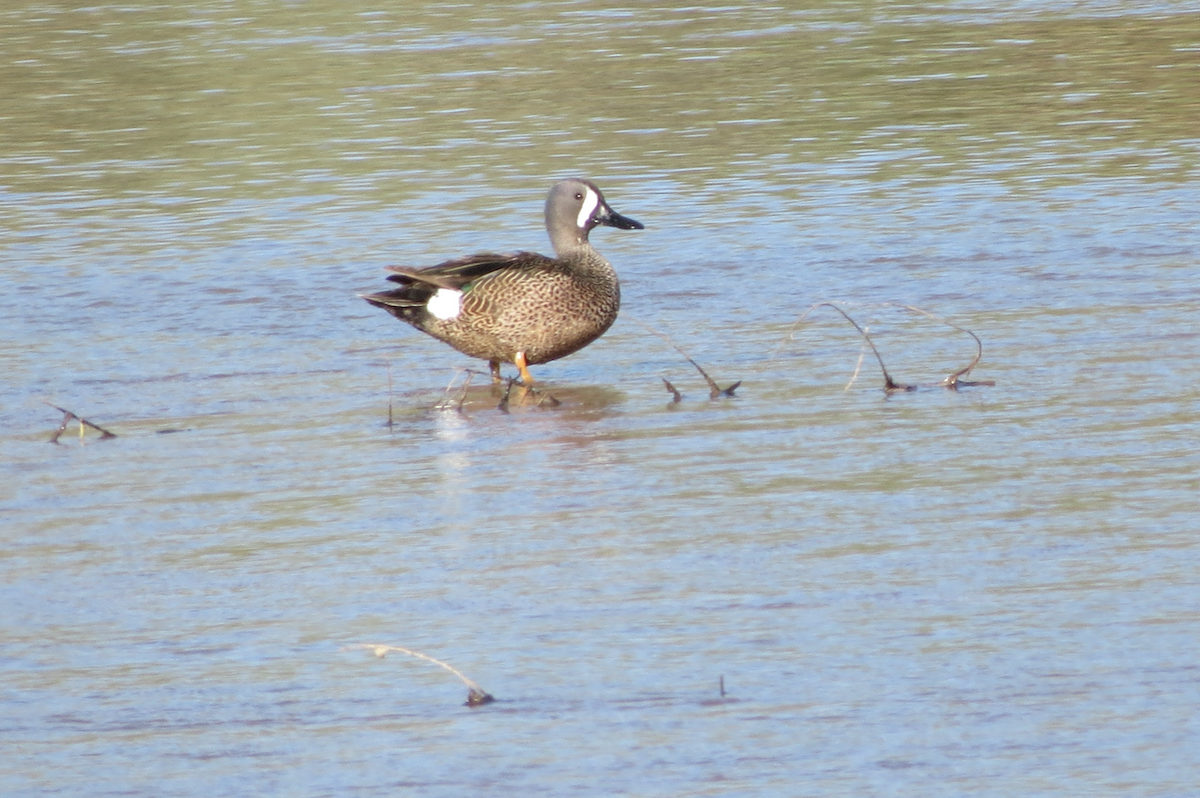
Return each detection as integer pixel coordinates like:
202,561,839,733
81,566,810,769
511,351,559,407
514,351,535,386
489,360,502,383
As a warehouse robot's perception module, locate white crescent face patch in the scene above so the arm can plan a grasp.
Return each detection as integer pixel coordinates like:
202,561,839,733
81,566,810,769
576,187,600,229
426,287,463,320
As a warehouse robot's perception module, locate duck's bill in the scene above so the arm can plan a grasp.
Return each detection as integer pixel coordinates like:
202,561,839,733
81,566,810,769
599,207,644,230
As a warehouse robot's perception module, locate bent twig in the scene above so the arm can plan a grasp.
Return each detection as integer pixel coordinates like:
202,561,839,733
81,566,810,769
43,401,118,443
347,643,495,707
797,303,914,392
883,303,995,389
633,319,740,399
787,302,993,393
435,368,475,412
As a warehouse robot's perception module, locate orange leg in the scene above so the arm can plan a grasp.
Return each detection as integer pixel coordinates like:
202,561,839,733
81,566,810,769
514,351,535,385
489,360,502,383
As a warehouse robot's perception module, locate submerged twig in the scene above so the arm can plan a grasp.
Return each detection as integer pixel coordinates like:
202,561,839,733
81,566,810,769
844,326,870,392
883,303,995,389
435,368,475,412
662,377,682,403
497,378,515,413
428,367,561,413
347,643,495,707
43,401,117,444
786,302,993,393
798,303,914,393
633,319,740,399
387,362,395,428
495,376,559,412
533,389,561,408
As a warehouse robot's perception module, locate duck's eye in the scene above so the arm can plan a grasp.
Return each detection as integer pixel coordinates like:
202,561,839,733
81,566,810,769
575,192,584,200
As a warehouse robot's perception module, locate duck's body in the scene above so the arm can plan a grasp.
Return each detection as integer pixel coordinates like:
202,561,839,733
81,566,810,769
362,179,643,384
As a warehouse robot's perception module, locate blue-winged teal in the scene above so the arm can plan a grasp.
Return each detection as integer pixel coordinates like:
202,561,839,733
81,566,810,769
362,179,643,384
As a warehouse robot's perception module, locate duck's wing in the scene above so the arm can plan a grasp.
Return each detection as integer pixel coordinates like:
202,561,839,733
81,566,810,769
362,251,560,316
384,251,555,291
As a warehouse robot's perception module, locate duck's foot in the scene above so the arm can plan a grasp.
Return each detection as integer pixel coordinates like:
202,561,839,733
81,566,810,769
497,378,559,411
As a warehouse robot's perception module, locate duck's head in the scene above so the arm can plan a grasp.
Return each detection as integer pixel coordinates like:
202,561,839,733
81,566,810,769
546,178,643,251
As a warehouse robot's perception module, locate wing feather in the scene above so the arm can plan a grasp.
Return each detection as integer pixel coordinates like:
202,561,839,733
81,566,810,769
384,251,556,291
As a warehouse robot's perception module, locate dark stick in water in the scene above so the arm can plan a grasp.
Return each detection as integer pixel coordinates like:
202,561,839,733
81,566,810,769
43,401,117,443
347,643,495,707
784,302,993,393
634,319,740,399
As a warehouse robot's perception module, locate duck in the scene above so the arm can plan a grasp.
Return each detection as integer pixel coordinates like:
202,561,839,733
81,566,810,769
361,178,643,385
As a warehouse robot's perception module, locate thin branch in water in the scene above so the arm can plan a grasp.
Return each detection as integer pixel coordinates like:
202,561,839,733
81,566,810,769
632,319,740,399
497,378,515,413
533,389,561,408
387,362,395,428
435,368,474,412
494,376,559,411
49,411,71,444
797,303,914,393
844,325,869,393
43,401,117,444
882,303,995,389
662,377,682,403
787,302,993,393
454,369,474,410
346,643,495,707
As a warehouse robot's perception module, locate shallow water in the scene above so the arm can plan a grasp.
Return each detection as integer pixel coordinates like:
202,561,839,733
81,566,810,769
3,2,1200,796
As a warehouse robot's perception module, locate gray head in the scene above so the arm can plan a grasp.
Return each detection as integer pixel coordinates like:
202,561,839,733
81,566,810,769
545,178,643,254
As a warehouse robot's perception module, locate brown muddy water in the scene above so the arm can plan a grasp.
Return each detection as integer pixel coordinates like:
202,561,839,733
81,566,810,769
2,2,1199,796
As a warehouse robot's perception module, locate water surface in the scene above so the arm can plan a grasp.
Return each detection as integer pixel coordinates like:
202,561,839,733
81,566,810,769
3,2,1199,796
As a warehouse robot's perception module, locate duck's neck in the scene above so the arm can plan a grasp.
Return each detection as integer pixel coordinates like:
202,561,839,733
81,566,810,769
549,226,592,259
550,229,617,287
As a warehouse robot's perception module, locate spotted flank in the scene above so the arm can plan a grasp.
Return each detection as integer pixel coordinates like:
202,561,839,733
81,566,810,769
426,287,463,320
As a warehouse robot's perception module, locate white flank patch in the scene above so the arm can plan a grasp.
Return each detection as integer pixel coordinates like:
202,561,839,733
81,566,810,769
426,287,463,320
576,187,600,229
